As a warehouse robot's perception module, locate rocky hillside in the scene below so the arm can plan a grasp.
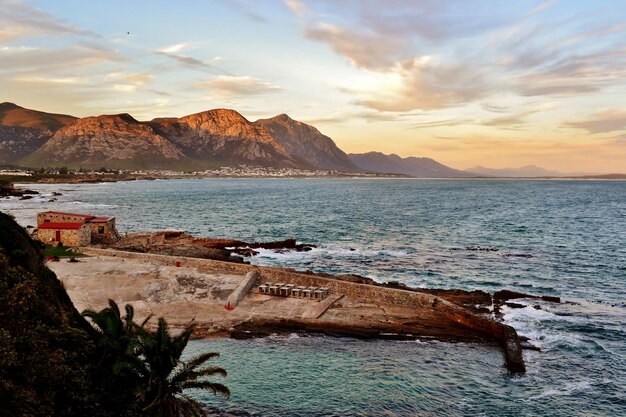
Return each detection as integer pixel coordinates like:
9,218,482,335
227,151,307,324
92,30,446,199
150,109,299,168
23,113,185,169
349,152,475,178
0,102,76,163
1,103,361,171
255,114,359,171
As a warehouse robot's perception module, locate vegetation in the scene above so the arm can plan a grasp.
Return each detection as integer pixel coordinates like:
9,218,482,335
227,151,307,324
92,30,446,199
44,244,86,258
0,212,229,416
83,301,229,417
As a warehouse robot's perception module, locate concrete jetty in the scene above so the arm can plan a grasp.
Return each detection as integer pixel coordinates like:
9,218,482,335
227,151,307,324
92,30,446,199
49,247,526,373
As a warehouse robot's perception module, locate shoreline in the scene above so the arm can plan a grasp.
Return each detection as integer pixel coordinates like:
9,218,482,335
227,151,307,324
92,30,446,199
49,247,532,373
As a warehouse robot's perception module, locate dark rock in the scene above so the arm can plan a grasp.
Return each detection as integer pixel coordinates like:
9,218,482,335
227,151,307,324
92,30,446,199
19,195,33,200
466,246,499,252
502,253,533,259
494,289,560,303
504,302,525,309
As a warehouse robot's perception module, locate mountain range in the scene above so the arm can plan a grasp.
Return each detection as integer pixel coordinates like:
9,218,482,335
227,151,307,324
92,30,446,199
1,102,360,172
2,102,592,178
467,165,564,177
348,152,476,178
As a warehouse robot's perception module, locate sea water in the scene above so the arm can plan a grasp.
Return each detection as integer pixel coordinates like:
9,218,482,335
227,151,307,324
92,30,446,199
3,178,625,416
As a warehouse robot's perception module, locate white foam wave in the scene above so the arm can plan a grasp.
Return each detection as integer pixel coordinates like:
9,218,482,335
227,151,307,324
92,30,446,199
253,246,408,260
67,201,119,208
526,380,593,401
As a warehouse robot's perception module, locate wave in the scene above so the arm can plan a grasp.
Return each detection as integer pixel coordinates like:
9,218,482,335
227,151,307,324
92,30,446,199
525,380,594,401
253,246,410,260
66,201,120,208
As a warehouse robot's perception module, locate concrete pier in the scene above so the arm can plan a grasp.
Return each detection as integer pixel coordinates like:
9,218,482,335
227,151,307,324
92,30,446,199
50,248,526,373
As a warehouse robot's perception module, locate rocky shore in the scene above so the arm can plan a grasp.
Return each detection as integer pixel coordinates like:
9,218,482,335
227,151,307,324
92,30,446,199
43,243,563,374
108,230,316,263
0,182,39,199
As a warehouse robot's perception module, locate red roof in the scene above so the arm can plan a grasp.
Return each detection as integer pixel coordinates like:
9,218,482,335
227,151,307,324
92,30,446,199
88,217,111,223
38,222,86,230
41,211,94,219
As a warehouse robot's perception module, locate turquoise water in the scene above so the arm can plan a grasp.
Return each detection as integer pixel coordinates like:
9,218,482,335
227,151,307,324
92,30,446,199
4,179,626,416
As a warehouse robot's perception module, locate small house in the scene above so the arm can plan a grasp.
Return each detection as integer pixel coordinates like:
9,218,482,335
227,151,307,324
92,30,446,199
35,211,120,246
37,222,91,247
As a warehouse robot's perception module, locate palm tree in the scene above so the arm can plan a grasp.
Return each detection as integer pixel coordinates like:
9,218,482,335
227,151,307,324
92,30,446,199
83,301,229,416
82,300,150,415
82,300,150,378
136,317,230,417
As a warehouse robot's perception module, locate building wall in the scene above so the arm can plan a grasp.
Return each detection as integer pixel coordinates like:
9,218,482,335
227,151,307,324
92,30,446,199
37,226,91,247
88,218,119,244
37,213,89,225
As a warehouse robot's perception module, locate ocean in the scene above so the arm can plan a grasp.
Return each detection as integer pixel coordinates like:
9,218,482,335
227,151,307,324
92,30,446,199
3,178,625,416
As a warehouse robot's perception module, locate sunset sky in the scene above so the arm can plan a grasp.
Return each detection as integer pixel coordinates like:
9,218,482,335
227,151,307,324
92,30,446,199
1,0,625,173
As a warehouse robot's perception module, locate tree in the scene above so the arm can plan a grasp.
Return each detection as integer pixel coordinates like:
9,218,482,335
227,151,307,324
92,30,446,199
83,301,229,417
136,317,230,417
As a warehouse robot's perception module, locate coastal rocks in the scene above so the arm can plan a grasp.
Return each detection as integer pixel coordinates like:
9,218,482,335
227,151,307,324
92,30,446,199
0,182,39,198
110,231,316,262
466,246,499,252
494,289,560,304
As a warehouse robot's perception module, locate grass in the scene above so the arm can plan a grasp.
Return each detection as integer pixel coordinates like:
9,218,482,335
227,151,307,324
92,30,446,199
44,245,85,258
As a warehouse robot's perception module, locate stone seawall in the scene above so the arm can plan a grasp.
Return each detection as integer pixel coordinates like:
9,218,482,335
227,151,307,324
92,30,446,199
82,247,525,373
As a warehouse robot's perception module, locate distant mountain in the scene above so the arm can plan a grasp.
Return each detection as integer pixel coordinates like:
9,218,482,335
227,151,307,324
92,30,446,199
255,114,359,172
468,165,563,177
349,152,475,177
0,102,76,163
0,103,359,170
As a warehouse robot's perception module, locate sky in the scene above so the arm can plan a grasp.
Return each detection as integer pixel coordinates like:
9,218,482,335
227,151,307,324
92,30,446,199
1,0,625,173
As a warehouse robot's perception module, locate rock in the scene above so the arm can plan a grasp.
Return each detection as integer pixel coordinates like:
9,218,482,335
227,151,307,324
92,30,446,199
144,281,165,294
52,192,62,196
19,195,33,200
466,246,499,252
504,302,525,309
194,289,208,298
494,290,560,303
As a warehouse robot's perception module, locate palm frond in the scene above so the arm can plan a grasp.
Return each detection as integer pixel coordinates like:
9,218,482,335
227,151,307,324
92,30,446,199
181,381,230,399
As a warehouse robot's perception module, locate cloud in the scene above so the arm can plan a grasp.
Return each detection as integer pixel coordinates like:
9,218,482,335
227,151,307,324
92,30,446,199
528,0,558,16
515,48,626,97
157,43,188,54
411,117,475,129
223,0,267,22
358,57,491,112
0,0,97,41
105,72,154,85
195,75,281,98
283,0,307,15
304,23,407,70
564,109,626,134
14,76,86,85
482,104,554,127
0,44,123,71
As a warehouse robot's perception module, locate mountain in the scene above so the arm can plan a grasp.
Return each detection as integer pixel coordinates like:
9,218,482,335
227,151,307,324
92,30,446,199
149,109,299,168
0,102,76,163
23,113,185,169
255,114,359,171
1,103,359,171
349,152,475,177
468,165,563,177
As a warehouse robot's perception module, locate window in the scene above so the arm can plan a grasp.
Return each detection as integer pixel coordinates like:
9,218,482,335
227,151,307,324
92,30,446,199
98,226,104,234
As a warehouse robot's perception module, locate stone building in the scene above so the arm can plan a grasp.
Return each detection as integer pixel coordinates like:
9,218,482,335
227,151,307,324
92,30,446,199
36,211,120,246
37,222,91,247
